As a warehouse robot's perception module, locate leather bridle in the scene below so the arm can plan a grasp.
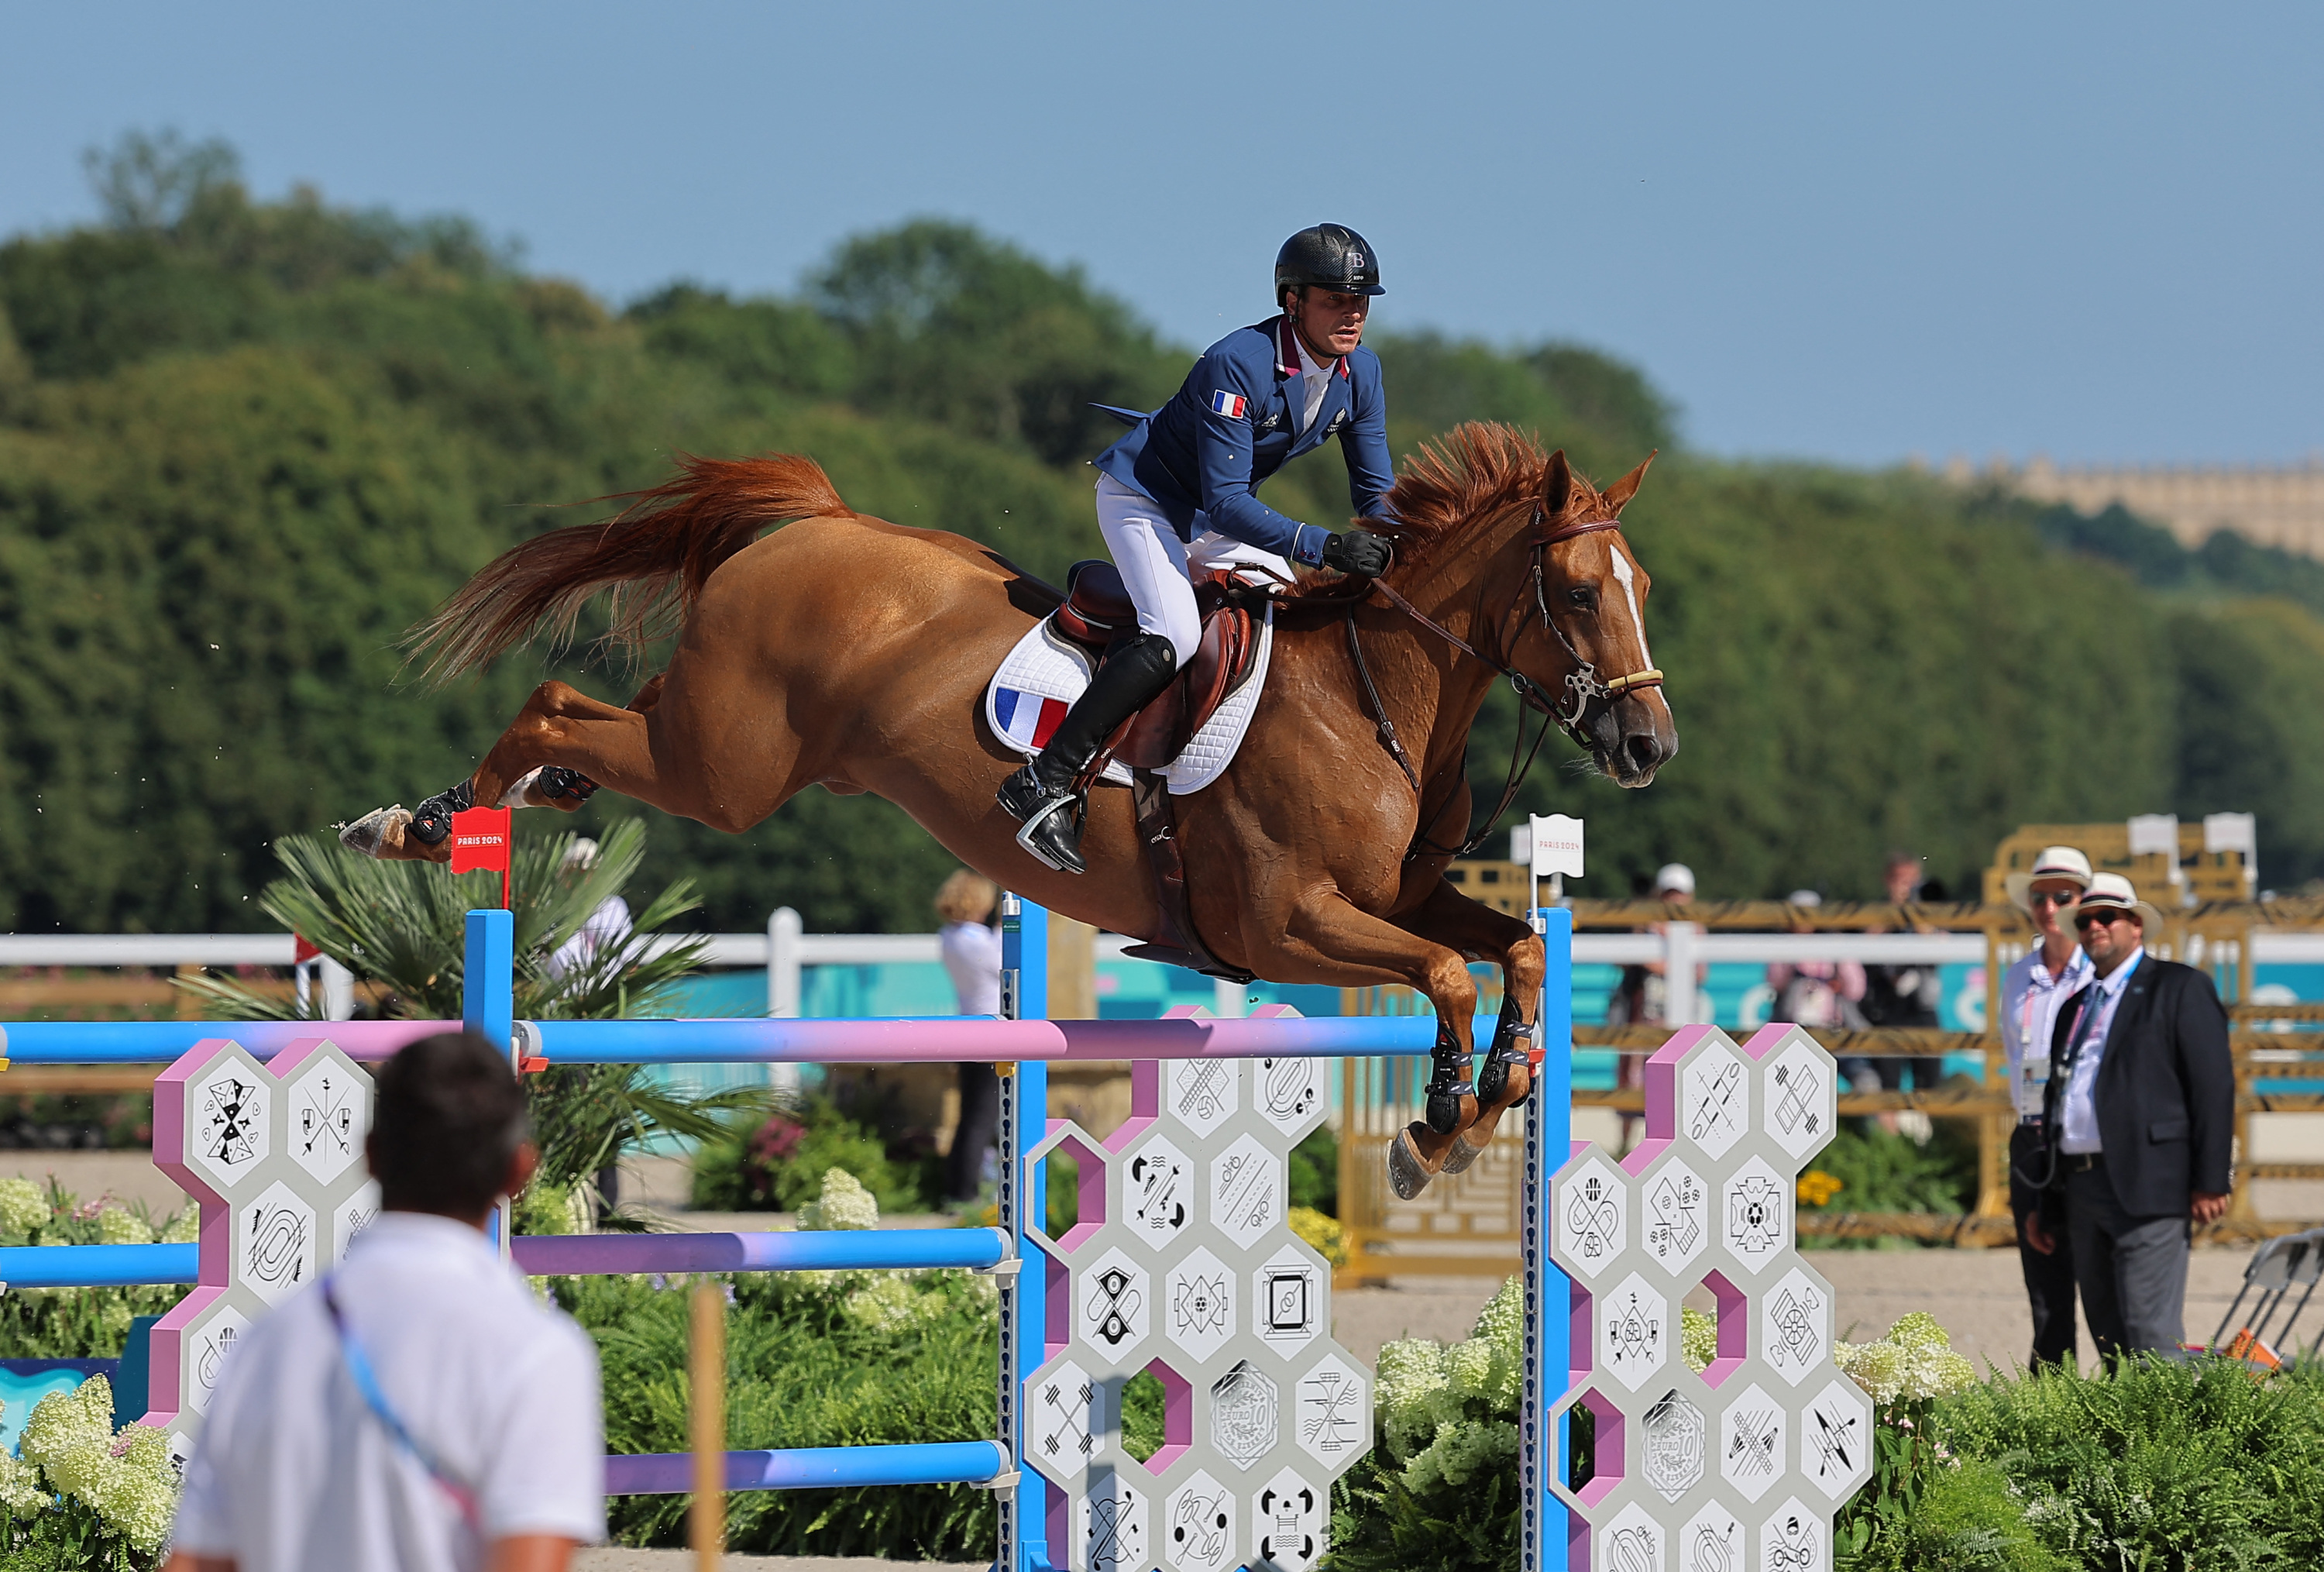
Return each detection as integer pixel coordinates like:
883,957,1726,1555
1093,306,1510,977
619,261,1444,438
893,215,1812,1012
1343,506,1666,858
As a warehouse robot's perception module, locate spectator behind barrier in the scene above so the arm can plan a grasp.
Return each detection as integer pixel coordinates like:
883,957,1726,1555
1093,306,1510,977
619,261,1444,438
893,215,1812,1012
167,1031,605,1572
937,869,1004,1202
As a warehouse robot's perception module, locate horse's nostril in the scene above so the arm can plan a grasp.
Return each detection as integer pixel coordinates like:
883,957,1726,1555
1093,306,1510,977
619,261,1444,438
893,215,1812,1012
1623,734,1662,776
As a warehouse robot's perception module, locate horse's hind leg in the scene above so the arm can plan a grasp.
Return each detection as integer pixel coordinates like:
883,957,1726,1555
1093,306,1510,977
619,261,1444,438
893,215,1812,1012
1397,883,1546,1174
343,679,679,862
494,676,665,813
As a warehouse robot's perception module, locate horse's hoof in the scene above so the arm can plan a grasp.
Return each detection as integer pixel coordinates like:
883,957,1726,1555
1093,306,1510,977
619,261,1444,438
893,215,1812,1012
1387,1130,1437,1201
339,806,411,859
1442,1133,1486,1175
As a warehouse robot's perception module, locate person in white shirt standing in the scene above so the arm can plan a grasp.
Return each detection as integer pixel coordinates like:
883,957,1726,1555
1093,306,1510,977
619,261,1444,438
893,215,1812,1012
166,1031,605,1572
1998,844,2094,1368
937,869,1005,1203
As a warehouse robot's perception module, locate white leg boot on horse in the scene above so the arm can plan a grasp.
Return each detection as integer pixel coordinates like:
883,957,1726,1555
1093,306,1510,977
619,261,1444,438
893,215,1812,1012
340,435,1677,1201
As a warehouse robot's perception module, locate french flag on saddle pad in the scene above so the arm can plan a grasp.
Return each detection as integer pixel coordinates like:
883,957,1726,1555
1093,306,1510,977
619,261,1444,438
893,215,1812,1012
1208,389,1248,419
992,685,1071,750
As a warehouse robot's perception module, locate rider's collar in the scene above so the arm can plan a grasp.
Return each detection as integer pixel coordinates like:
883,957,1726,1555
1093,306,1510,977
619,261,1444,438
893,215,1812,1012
1276,316,1349,381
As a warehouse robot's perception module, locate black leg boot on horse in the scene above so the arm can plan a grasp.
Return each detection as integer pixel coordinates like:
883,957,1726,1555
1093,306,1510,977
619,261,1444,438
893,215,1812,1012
997,631,1178,875
1443,993,1538,1175
1386,1027,1480,1202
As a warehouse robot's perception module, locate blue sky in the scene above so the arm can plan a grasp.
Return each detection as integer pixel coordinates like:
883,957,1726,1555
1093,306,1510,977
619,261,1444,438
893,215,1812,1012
3,2,2317,466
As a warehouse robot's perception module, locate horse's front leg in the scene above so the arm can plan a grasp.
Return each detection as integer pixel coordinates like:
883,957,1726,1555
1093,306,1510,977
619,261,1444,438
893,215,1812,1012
1397,882,1546,1173
1263,888,1480,1202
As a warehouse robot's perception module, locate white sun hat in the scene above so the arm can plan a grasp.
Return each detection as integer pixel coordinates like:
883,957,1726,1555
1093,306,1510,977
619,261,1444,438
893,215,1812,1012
1654,862,1696,897
2005,844,2093,914
2072,870,2167,933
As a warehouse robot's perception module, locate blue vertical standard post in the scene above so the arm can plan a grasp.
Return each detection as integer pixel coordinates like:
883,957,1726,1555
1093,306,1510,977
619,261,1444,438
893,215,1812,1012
465,907,517,1254
1519,906,1574,1572
463,907,515,1055
996,896,1051,1572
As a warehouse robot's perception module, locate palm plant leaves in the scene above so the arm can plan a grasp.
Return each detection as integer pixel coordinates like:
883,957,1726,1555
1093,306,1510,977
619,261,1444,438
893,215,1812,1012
175,819,771,1216
177,818,710,1022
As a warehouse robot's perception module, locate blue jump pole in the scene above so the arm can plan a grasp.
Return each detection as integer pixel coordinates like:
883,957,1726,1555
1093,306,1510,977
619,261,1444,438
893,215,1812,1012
1522,906,1575,1572
998,895,1051,1572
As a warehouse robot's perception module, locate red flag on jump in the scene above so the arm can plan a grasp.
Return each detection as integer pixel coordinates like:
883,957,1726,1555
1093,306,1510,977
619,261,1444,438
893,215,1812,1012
448,805,514,909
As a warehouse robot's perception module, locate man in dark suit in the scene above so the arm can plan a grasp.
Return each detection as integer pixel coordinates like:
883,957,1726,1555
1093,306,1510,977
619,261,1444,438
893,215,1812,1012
2023,872,2233,1360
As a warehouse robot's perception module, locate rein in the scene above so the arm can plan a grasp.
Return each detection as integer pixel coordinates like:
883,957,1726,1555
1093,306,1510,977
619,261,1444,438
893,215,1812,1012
1340,508,1666,860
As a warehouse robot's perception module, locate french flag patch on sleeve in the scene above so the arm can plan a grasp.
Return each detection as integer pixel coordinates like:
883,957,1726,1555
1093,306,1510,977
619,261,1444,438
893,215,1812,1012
1208,389,1248,419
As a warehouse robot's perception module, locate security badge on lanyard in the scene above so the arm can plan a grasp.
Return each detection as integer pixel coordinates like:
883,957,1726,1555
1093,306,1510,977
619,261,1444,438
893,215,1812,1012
2019,976,2079,1121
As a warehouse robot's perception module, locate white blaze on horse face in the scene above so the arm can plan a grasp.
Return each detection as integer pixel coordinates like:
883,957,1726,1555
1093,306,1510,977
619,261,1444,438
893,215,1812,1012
1607,545,1652,669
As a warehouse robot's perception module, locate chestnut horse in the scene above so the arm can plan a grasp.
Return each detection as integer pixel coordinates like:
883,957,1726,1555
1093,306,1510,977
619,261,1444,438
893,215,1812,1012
343,422,1676,1194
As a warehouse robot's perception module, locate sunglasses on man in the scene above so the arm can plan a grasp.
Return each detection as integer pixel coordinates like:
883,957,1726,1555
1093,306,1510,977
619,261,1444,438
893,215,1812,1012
2027,889,2080,908
2074,907,2136,930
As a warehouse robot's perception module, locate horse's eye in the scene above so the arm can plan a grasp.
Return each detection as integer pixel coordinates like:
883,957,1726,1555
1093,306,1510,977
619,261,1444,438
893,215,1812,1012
1567,586,1598,611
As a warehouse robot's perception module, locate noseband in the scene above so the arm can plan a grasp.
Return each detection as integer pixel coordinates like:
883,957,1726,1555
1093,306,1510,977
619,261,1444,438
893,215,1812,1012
1344,507,1667,859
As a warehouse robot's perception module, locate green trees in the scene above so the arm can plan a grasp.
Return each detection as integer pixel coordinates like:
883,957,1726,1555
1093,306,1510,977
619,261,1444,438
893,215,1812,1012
2,131,2321,930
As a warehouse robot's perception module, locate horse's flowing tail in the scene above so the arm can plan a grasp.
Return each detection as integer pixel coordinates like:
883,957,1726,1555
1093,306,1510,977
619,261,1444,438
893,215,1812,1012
408,453,851,682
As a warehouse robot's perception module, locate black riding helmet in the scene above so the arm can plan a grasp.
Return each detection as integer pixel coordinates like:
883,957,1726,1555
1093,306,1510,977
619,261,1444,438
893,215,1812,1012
1275,224,1384,303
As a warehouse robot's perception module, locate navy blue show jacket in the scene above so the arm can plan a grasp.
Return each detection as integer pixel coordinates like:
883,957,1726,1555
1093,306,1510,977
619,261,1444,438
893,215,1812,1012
1093,315,1395,566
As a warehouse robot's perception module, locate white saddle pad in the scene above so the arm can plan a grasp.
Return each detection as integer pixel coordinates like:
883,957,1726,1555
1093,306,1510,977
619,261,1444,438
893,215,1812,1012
984,604,1274,796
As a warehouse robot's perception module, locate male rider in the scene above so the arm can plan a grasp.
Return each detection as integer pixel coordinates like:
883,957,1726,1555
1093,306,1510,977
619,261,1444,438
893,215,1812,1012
995,224,1399,874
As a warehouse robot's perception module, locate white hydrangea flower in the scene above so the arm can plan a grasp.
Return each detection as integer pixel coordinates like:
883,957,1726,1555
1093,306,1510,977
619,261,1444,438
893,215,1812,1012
1372,1338,1451,1461
1886,1311,1950,1351
88,1424,177,1551
0,1177,48,1237
841,1274,940,1333
19,1377,115,1496
159,1207,201,1245
1835,1340,1905,1405
797,1169,878,1231
1398,1416,1519,1494
97,1206,153,1246
0,1446,45,1515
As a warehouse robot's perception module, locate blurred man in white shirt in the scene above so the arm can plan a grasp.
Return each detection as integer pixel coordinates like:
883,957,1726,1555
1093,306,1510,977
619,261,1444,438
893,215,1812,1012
1998,844,2092,1367
167,1032,604,1572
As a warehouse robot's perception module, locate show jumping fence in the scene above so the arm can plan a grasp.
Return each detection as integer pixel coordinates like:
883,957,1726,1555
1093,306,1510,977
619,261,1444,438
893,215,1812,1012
0,902,1594,1572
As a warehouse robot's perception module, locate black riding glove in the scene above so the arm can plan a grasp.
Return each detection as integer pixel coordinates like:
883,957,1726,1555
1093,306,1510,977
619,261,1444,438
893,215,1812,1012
1321,529,1392,577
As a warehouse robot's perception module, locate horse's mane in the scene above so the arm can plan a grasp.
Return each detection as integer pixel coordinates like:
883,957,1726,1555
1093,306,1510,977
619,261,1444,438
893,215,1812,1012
1377,421,1607,572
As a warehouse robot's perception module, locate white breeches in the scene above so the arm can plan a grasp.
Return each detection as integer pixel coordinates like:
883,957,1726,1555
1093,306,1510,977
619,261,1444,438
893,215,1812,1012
1094,475,1292,669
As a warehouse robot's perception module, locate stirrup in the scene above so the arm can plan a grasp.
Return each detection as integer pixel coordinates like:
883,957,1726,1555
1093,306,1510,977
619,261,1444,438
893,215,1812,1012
998,768,1087,875
407,779,475,846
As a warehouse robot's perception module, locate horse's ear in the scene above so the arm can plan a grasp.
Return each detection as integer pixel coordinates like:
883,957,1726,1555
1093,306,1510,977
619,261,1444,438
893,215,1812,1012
1603,449,1659,514
1541,449,1573,520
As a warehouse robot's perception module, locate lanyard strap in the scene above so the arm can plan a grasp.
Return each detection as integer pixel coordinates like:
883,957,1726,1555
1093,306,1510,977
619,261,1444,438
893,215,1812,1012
322,1275,484,1532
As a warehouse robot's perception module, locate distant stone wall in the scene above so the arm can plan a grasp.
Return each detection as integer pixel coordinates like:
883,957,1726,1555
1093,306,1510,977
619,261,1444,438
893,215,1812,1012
1976,456,2324,559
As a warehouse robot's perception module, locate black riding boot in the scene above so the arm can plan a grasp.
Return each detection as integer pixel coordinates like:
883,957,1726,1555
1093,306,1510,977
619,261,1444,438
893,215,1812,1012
997,631,1177,874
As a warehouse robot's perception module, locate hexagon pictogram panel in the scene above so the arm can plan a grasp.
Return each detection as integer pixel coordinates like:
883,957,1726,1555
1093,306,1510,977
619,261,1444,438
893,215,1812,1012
1208,1134,1281,1249
1164,1248,1236,1364
1250,1244,1323,1357
1075,1474,1149,1572
1638,1155,1710,1278
1549,1023,1864,1571
1252,1057,1326,1140
148,1037,380,1442
1252,1467,1325,1572
1022,1023,1367,1572
1761,1495,1828,1572
1125,1134,1195,1250
1166,1059,1239,1139
1551,1149,1630,1282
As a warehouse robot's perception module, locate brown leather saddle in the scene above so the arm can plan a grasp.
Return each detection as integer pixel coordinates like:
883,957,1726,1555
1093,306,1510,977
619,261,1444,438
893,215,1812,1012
1049,559,1261,768
1047,559,1263,982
